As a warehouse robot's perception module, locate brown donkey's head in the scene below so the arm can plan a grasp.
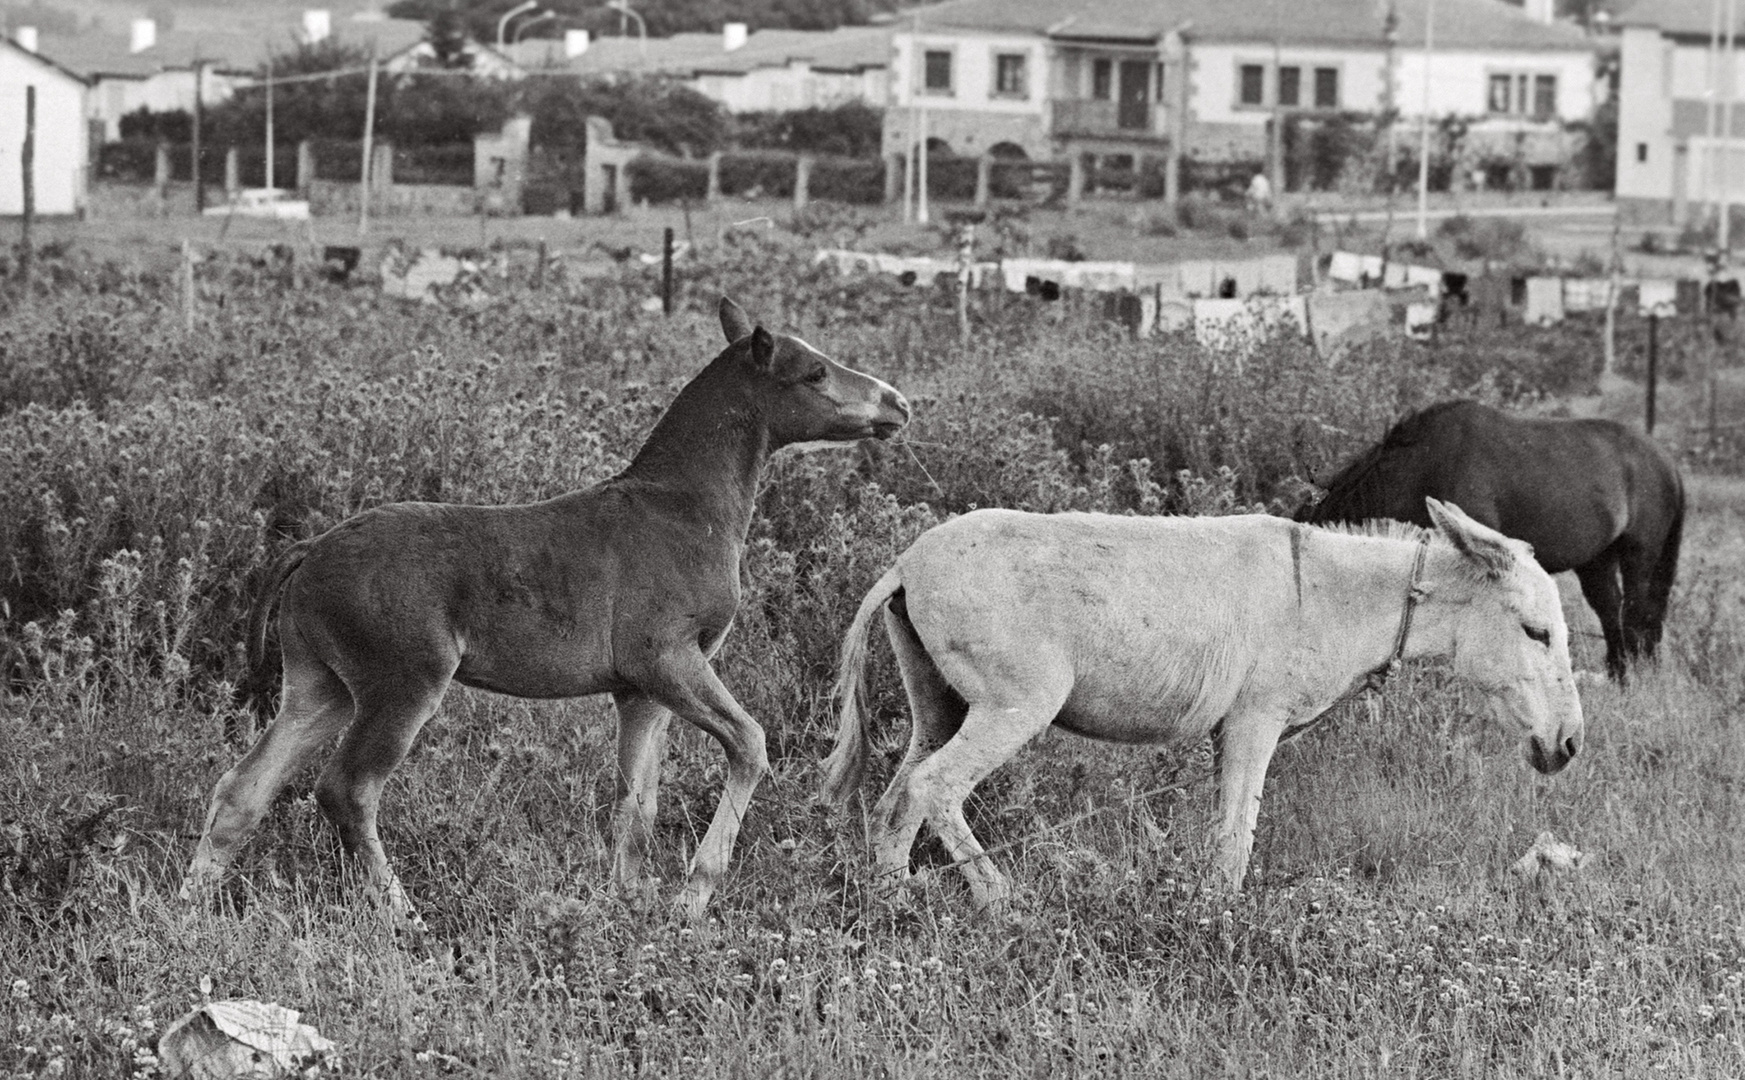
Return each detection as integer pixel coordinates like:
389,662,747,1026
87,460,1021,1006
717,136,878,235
717,297,910,447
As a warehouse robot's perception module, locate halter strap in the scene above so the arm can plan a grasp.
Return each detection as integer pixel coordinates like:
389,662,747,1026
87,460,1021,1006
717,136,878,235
1281,531,1432,744
1390,535,1432,665
1366,533,1431,691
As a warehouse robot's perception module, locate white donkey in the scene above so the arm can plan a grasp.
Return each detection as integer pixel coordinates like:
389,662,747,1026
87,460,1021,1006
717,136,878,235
823,499,1583,906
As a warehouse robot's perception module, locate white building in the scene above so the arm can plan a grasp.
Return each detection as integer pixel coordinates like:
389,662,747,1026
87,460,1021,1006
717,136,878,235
1616,0,1745,225
36,9,426,142
886,0,1600,180
0,36,88,214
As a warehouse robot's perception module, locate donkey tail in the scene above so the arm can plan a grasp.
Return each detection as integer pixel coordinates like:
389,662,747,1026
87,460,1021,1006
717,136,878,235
246,540,311,674
821,565,905,808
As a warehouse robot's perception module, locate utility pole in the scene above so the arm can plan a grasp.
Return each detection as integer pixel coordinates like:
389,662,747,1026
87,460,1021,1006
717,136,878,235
359,49,378,236
265,58,275,191
21,85,33,288
192,61,205,213
1416,0,1435,239
1721,0,1738,250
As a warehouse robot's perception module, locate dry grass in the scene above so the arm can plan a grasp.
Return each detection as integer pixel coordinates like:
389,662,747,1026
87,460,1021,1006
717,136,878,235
3,243,1744,1078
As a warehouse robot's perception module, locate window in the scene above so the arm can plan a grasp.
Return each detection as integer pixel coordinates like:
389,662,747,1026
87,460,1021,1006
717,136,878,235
1278,65,1301,107
1488,73,1513,113
1637,142,1648,163
1532,74,1557,119
1313,67,1339,108
1156,61,1167,102
994,52,1027,98
1092,58,1113,100
923,49,952,94
1239,63,1265,106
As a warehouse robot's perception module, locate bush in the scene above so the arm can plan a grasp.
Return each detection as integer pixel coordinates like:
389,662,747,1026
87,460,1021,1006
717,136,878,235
719,152,799,198
808,157,885,204
96,140,159,184
733,102,884,158
627,155,710,204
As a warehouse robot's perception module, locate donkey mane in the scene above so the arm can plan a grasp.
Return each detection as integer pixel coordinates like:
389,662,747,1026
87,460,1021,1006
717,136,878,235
1303,518,1434,544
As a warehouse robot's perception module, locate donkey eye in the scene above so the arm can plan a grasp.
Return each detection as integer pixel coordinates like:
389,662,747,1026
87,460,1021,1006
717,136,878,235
1522,623,1551,646
804,367,828,385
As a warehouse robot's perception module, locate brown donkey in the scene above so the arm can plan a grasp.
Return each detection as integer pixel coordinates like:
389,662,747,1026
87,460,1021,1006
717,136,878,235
182,298,911,922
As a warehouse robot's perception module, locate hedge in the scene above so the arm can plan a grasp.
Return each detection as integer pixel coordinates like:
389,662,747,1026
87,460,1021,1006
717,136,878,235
627,156,710,204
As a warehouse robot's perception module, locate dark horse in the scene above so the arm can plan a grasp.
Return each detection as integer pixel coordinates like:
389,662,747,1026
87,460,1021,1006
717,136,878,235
1295,400,1684,680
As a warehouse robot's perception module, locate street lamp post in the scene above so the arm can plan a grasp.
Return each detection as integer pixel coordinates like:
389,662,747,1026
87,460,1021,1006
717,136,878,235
606,0,647,53
496,0,538,48
515,11,556,42
1416,0,1435,239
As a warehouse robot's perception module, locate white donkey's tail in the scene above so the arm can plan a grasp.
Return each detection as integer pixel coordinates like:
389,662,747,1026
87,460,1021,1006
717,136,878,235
820,565,905,807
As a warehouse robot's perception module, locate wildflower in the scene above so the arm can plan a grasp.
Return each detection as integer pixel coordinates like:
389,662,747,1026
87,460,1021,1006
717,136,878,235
9,979,28,1002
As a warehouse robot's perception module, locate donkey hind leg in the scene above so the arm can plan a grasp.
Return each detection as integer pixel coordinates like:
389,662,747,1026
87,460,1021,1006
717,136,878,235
858,602,969,899
182,642,354,903
1575,553,1627,681
312,662,456,927
609,691,673,904
876,655,1068,913
636,646,771,920
1212,707,1292,892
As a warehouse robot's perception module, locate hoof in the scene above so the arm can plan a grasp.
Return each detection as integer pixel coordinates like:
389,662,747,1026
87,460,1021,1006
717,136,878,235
671,887,710,924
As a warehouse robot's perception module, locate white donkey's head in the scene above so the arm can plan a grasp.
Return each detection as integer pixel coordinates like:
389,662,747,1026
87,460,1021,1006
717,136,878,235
1428,498,1583,775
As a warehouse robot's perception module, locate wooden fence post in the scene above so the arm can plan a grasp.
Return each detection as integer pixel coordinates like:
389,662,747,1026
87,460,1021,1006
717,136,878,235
224,147,239,196
884,152,902,205
296,140,313,196
706,151,722,203
661,226,674,316
974,155,991,208
794,154,813,210
21,85,34,289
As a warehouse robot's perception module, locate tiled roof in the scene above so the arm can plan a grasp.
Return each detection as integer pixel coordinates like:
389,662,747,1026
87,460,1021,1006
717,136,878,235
910,0,1595,51
1618,0,1745,35
504,24,892,78
35,13,426,78
2,37,90,85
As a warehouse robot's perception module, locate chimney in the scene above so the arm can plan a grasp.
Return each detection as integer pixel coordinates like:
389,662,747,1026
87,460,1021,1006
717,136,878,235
14,25,36,52
1522,0,1554,24
129,17,156,53
564,28,590,57
303,8,331,43
723,21,747,51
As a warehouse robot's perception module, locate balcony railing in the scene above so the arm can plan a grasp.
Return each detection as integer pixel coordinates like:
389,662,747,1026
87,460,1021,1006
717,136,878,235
1051,99,1163,140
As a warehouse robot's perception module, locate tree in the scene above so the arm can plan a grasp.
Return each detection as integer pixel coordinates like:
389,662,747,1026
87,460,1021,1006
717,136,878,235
200,41,512,149
426,5,473,67
517,75,725,156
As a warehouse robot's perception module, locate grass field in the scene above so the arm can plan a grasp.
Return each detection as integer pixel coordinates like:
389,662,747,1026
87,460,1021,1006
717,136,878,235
1,223,1742,1078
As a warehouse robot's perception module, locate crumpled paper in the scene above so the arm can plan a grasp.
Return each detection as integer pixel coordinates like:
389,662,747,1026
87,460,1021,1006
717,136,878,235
1510,830,1586,883
158,1000,336,1079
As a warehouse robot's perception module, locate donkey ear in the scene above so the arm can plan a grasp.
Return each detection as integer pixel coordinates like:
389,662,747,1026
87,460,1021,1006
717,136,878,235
719,297,754,343
747,325,776,370
1426,497,1516,580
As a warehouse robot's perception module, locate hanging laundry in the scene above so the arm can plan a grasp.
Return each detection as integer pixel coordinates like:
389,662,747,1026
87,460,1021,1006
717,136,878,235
1523,277,1565,325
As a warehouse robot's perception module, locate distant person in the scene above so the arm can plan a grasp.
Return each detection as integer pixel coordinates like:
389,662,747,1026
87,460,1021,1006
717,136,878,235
1246,171,1273,215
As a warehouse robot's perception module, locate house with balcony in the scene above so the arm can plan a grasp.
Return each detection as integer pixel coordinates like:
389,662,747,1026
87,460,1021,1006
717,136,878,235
1615,0,1745,226
885,0,1599,185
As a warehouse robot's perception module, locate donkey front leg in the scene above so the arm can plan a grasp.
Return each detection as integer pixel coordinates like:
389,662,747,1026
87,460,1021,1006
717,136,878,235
1211,710,1290,891
638,647,770,920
